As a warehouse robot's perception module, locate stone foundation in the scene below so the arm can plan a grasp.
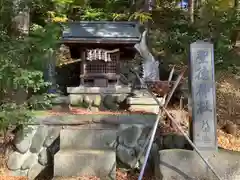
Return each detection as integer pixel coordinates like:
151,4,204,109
54,87,166,113
66,86,131,111
7,114,189,179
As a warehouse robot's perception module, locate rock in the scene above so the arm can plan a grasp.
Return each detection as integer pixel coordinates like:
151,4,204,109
90,106,99,112
43,127,61,147
69,94,83,106
30,126,48,153
83,95,93,106
137,126,151,147
28,163,45,180
38,148,51,166
115,95,127,104
156,149,240,180
118,125,143,148
163,135,175,149
7,151,29,171
134,143,159,169
172,135,187,149
103,95,118,110
116,144,136,168
21,153,38,170
92,95,102,107
223,123,238,136
14,126,36,154
8,169,28,176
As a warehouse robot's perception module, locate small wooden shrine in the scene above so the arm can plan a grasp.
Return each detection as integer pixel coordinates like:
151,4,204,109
60,21,141,88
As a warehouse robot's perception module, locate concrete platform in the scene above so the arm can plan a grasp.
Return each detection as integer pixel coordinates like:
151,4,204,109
54,149,116,179
60,128,117,150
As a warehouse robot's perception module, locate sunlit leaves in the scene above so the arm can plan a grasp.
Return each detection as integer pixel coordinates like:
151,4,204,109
129,12,152,24
52,0,74,5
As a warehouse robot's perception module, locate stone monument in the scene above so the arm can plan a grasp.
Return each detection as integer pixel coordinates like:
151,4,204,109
189,41,217,151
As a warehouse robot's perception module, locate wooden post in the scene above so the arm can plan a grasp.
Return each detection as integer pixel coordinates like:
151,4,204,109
189,41,217,151
80,50,86,86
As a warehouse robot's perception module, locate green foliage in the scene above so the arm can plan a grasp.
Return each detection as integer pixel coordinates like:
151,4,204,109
1,0,240,134
0,103,31,132
150,4,240,73
0,0,62,132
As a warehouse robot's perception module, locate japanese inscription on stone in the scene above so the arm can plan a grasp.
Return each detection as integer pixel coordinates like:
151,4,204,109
190,41,217,151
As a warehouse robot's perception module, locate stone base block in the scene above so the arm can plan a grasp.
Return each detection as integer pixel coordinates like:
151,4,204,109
127,97,165,106
60,127,117,150
155,149,240,180
129,105,160,114
52,95,69,104
69,94,83,106
67,86,131,94
54,150,116,179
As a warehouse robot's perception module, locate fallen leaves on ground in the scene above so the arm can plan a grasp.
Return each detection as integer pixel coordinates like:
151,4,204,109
217,129,240,151
0,177,27,180
116,168,154,180
53,176,100,180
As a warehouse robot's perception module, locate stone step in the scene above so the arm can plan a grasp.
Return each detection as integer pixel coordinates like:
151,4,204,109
127,97,165,106
54,149,116,179
60,127,117,150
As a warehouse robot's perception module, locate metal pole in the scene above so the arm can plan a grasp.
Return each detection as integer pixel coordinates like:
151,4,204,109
132,67,176,169
138,109,162,180
131,68,221,180
134,68,184,180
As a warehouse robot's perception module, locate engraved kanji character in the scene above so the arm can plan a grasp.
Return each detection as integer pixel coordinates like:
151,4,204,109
196,50,208,64
197,100,212,115
195,66,210,81
196,83,211,98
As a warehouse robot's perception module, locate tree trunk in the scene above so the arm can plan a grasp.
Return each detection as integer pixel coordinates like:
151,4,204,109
12,0,30,104
188,0,194,23
12,0,30,36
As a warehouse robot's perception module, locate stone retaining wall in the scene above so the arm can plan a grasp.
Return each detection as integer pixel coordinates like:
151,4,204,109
7,114,188,179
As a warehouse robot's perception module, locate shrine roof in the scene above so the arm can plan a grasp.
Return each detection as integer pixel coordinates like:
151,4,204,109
61,21,141,44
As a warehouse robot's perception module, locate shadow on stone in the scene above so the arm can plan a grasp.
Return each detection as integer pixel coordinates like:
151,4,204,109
35,165,53,180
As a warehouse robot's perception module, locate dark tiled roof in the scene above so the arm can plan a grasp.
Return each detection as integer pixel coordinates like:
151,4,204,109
61,21,141,44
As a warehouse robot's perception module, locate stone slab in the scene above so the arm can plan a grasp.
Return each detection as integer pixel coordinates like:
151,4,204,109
54,150,116,179
129,105,159,114
67,86,131,94
60,128,117,150
155,149,240,180
127,97,165,106
32,114,156,126
189,41,217,151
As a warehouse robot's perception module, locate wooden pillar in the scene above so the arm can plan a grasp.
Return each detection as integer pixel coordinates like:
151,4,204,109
80,50,86,86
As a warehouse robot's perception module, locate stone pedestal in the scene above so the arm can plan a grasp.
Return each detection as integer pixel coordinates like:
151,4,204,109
127,97,165,114
67,86,131,111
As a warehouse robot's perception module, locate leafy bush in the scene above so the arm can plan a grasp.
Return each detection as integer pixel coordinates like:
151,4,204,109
0,1,61,133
